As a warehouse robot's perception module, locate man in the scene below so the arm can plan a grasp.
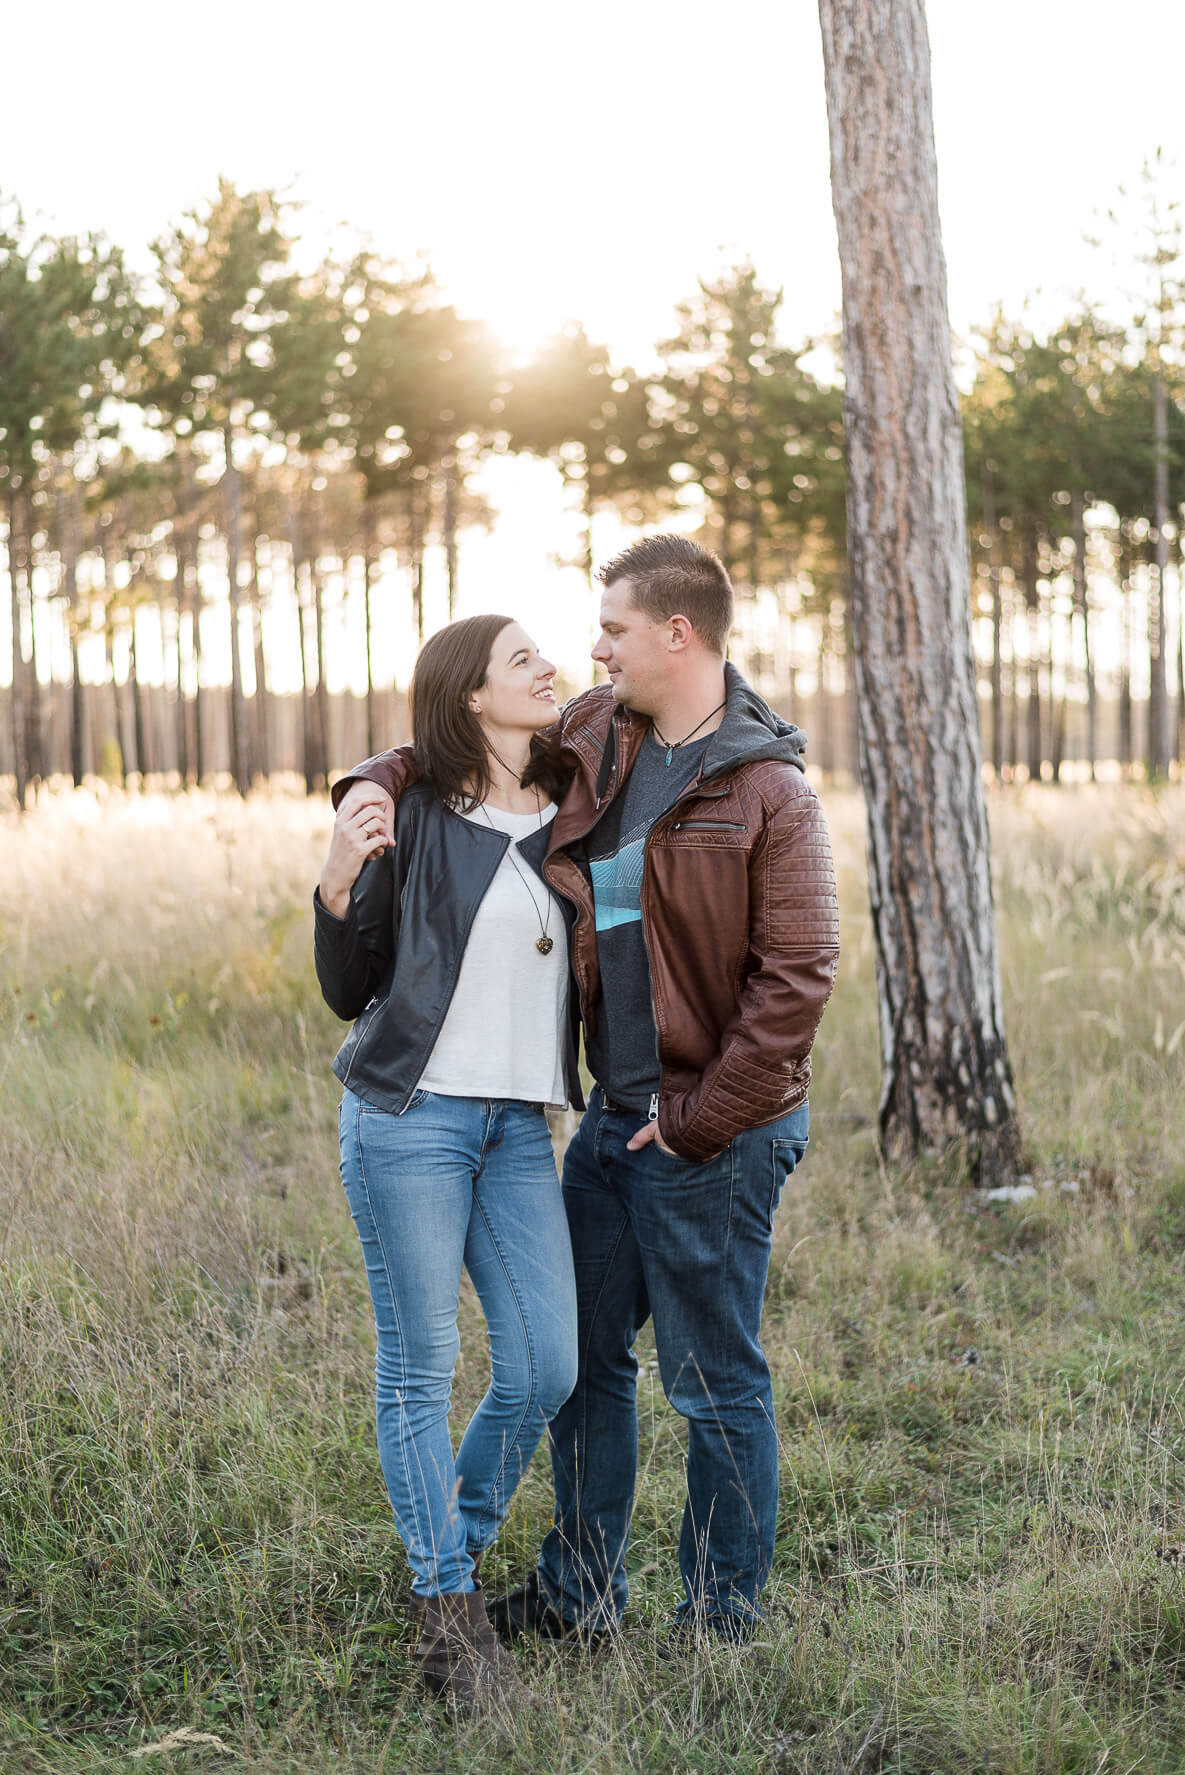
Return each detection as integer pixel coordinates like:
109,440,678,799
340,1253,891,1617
334,534,839,1644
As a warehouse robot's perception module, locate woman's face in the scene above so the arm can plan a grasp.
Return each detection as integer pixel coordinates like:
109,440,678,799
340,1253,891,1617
473,622,558,734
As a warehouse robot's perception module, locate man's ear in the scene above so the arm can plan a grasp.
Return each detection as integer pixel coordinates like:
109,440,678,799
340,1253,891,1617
667,614,694,652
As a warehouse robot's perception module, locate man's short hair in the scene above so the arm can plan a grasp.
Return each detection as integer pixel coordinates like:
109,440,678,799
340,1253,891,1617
597,534,734,657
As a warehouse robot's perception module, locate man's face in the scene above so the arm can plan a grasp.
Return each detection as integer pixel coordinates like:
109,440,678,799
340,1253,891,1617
591,578,673,715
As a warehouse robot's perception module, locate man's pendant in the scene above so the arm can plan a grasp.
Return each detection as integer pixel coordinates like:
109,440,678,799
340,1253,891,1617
664,746,674,766
536,936,554,955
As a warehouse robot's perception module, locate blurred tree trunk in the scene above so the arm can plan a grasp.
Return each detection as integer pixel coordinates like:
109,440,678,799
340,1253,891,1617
442,452,459,619
223,422,250,795
1070,489,1096,781
1005,577,1019,780
24,511,45,793
249,527,269,783
981,466,1004,781
129,603,148,784
7,494,29,809
409,486,427,646
1118,534,1133,778
63,480,86,786
309,506,330,789
1175,528,1185,769
1048,584,1064,784
362,499,378,759
815,610,833,773
818,0,1021,1183
1020,528,1042,782
173,454,196,785
1149,369,1171,778
287,501,317,797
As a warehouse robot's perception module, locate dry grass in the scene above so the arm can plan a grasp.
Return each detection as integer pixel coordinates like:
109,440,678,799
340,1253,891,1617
2,781,1185,1774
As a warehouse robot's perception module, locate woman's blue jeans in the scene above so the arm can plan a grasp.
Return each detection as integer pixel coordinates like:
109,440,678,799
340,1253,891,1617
338,1088,577,1597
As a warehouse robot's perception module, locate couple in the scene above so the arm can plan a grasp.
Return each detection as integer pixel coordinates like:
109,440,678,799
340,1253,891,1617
314,534,839,1717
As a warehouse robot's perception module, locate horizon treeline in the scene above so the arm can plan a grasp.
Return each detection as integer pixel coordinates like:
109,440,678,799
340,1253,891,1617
2,176,1184,805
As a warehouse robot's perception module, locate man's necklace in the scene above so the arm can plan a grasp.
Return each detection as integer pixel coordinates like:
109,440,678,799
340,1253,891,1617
477,793,555,956
651,699,727,766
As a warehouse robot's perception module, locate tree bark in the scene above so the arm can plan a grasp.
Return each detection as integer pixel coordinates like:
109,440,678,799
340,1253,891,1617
818,0,1020,1182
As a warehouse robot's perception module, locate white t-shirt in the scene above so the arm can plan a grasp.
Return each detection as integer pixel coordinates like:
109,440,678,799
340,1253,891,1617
416,800,568,1106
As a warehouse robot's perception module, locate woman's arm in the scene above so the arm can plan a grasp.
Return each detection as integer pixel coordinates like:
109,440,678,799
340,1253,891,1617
313,796,397,1020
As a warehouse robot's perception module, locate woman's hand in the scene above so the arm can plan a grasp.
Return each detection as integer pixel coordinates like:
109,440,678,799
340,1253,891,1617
319,790,393,919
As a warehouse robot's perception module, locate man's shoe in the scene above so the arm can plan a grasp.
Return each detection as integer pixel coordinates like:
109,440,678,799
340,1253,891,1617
487,1570,615,1652
657,1612,757,1658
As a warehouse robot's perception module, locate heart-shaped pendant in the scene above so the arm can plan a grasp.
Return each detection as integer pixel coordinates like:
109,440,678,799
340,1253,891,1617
536,936,554,956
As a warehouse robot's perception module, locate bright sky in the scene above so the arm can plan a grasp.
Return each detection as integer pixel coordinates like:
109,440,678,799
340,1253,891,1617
4,0,1184,683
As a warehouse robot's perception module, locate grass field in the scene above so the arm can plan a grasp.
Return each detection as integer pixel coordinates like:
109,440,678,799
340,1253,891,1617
2,781,1185,1774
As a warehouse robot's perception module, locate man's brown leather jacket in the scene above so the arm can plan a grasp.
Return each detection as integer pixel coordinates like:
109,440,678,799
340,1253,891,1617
332,664,839,1163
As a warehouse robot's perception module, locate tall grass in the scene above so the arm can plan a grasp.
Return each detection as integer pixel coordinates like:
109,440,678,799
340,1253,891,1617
2,782,1184,1773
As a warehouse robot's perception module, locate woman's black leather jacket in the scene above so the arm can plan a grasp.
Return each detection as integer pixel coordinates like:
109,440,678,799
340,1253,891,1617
313,782,582,1114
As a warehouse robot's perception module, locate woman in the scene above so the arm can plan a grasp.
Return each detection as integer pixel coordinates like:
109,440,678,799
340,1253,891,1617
313,614,579,1719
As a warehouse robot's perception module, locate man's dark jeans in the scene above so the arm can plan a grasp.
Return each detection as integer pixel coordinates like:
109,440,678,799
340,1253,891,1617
538,1086,809,1632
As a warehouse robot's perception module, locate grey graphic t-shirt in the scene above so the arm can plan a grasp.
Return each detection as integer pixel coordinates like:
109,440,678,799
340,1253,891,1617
585,729,710,1113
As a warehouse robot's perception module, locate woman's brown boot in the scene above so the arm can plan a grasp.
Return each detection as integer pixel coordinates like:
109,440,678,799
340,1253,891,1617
414,1584,533,1720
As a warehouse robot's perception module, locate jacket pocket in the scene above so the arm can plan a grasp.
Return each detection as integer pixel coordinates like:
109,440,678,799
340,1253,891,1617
671,819,748,832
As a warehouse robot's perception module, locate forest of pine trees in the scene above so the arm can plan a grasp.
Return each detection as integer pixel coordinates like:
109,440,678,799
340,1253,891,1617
3,176,1184,806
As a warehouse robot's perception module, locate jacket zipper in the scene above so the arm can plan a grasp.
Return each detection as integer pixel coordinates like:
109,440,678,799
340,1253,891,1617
341,995,387,1089
636,770,739,1122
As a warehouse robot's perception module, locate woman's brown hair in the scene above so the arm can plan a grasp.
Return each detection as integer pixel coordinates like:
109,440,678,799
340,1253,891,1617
409,614,569,810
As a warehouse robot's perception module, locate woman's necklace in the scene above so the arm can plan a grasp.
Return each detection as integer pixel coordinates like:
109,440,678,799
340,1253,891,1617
477,792,555,956
651,698,727,766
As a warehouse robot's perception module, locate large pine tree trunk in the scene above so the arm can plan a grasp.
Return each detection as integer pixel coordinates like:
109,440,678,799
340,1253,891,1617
818,0,1020,1182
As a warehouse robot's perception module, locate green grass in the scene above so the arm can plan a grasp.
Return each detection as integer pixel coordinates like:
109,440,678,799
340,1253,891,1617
2,781,1185,1773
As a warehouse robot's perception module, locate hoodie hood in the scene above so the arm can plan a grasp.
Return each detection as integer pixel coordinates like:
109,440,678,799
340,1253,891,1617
698,661,808,780
580,663,809,804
